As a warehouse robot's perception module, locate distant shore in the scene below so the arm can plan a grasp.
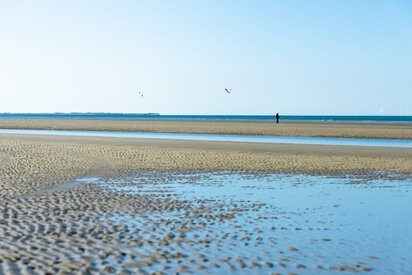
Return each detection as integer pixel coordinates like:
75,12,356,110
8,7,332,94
1,113,412,124
0,118,411,140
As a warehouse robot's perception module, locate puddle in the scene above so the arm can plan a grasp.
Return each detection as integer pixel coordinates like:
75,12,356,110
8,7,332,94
74,177,100,184
1,129,412,148
80,171,412,274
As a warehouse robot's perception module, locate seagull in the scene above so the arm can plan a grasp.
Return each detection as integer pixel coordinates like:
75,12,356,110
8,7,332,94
225,88,232,94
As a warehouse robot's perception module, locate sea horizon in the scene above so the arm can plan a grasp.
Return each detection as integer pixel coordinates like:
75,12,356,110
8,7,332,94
1,112,412,123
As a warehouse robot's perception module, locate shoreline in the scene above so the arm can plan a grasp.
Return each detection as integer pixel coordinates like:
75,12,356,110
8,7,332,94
3,117,412,126
0,118,412,140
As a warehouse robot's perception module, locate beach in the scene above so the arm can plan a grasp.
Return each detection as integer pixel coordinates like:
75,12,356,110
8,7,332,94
3,0,412,272
1,133,412,179
1,121,412,273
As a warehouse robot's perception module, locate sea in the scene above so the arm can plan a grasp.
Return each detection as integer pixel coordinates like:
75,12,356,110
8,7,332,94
0,113,412,123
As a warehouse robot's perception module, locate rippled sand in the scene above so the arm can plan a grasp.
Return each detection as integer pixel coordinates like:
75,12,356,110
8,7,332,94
1,118,412,139
1,134,412,183
1,134,411,273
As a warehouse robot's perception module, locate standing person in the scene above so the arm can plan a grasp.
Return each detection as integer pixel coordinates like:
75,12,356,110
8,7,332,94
276,113,280,124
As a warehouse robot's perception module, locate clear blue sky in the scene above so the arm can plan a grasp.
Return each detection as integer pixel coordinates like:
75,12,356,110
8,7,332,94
0,0,411,115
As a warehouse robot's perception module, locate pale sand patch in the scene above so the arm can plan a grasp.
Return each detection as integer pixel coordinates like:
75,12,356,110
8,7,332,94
0,119,412,139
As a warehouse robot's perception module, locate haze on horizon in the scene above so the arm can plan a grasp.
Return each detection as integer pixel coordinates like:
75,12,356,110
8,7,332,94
0,0,411,115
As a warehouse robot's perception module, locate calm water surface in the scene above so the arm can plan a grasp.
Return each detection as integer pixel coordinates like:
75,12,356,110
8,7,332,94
79,171,412,274
1,129,412,148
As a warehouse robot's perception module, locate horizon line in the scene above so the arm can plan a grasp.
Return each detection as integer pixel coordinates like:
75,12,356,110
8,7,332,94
0,112,412,117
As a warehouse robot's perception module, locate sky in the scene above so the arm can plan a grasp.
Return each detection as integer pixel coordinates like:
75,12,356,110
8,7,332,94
0,0,411,115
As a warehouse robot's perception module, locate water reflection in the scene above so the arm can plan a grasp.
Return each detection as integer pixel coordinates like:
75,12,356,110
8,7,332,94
90,171,412,274
1,129,412,148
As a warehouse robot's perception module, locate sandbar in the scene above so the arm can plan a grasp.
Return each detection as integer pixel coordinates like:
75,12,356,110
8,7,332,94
0,118,412,139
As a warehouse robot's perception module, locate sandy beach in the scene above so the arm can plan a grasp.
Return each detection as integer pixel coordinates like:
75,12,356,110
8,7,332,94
1,133,412,182
1,118,412,139
3,0,412,272
1,125,412,273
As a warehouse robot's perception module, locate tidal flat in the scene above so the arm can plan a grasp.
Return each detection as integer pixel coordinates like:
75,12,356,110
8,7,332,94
97,170,412,274
0,133,412,274
1,169,411,274
1,118,412,139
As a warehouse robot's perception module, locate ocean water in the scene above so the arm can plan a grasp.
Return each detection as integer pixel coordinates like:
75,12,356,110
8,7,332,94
0,113,412,123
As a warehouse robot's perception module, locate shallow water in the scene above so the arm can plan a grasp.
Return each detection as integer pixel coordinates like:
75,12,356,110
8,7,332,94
1,129,412,148
86,171,412,274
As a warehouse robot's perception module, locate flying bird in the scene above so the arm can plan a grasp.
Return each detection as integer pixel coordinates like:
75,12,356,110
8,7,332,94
225,88,232,94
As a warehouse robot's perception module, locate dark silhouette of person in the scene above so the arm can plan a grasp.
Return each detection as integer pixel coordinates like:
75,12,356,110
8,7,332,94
276,113,280,123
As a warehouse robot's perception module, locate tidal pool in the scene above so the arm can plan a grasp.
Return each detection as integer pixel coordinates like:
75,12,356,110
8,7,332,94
1,129,412,148
91,171,412,274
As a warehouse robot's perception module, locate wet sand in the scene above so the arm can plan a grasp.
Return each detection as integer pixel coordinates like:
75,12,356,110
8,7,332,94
1,134,412,183
1,118,412,139
97,171,412,273
1,133,412,273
